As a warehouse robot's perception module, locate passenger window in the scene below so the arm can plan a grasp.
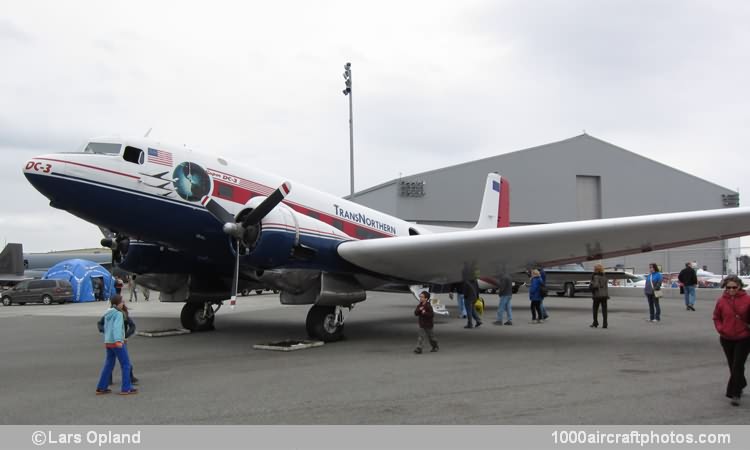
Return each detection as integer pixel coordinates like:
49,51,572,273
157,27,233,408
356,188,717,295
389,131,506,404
123,146,145,164
28,281,42,289
332,219,344,231
84,142,121,154
307,211,320,220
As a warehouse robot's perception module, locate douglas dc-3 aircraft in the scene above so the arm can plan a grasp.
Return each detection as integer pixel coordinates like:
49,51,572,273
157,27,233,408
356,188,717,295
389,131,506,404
23,137,750,341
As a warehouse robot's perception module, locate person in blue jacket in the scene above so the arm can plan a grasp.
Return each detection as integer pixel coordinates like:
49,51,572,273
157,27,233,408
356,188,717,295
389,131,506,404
528,269,545,324
644,263,663,322
98,300,138,386
95,295,137,395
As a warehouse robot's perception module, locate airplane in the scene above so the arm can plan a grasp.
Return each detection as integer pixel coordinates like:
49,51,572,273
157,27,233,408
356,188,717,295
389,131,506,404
22,136,750,341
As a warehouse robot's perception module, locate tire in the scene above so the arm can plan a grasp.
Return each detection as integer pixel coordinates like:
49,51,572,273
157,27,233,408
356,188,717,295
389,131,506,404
1,296,11,306
42,294,53,305
241,289,249,296
306,305,344,342
564,283,575,298
180,303,215,332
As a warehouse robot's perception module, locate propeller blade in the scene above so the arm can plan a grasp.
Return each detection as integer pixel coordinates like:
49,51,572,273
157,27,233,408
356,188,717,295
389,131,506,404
229,238,240,309
201,196,235,225
240,182,291,227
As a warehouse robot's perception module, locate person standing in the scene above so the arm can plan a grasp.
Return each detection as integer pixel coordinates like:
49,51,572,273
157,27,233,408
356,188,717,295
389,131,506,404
95,295,137,395
644,263,663,322
678,262,698,311
414,291,439,354
528,269,544,324
128,276,138,302
712,275,750,406
539,267,549,320
589,264,609,328
452,285,467,319
462,278,483,329
494,273,513,325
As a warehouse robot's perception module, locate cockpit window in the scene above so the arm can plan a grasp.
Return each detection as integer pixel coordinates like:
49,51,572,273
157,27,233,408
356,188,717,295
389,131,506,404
83,142,121,154
123,146,145,164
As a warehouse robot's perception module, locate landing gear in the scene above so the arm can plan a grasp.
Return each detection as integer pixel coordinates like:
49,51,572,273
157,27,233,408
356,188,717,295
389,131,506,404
306,305,345,342
180,302,216,332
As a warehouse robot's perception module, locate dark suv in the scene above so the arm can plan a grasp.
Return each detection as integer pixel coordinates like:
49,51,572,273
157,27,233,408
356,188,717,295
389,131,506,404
1,279,74,306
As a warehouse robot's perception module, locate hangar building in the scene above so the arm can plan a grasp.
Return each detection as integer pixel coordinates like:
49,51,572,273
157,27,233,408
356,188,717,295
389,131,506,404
350,134,742,275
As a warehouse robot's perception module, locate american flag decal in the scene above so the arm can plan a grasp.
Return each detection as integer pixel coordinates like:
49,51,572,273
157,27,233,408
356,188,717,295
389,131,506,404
147,148,173,167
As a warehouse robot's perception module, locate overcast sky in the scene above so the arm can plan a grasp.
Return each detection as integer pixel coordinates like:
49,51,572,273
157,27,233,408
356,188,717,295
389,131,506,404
2,0,749,252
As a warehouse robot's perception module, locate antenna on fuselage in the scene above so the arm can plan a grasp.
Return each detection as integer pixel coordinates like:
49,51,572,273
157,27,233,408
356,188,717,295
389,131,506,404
144,128,152,138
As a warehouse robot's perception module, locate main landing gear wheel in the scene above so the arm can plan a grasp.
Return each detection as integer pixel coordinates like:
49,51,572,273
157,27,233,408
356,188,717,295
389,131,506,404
180,302,216,332
306,305,345,342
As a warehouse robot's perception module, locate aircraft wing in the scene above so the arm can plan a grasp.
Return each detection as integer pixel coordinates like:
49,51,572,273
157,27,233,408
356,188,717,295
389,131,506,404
337,207,750,284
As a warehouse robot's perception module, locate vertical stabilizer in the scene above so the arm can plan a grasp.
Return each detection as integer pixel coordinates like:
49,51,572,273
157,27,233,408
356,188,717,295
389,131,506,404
0,243,25,276
473,173,510,230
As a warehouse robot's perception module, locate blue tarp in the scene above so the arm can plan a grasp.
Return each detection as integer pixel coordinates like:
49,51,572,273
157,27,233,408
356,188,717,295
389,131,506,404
43,259,115,302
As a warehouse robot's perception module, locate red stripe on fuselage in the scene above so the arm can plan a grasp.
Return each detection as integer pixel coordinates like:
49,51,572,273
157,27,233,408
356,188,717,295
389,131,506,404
207,174,393,239
34,158,140,180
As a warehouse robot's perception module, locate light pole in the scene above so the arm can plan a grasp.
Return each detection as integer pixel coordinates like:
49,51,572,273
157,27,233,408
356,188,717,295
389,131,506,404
343,62,354,196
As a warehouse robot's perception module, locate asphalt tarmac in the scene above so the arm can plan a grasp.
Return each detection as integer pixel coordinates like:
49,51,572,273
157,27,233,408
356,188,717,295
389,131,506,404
1,289,749,425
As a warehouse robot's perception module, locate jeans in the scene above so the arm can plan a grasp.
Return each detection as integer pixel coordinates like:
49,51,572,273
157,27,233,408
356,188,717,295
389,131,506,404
464,296,481,326
457,293,467,318
96,345,132,392
646,294,661,321
530,301,543,320
592,298,608,326
684,285,696,307
497,295,512,322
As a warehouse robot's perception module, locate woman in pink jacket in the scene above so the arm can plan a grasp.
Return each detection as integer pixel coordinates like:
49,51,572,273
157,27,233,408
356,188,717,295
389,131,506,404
712,275,750,406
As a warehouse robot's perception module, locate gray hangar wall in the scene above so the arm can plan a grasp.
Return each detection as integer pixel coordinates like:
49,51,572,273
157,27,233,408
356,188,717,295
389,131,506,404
350,134,740,274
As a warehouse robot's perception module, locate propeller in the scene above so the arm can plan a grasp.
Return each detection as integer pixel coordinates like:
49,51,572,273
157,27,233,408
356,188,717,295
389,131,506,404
201,181,291,307
99,228,129,272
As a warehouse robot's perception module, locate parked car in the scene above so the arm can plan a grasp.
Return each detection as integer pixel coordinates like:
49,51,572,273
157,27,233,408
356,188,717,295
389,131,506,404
1,279,73,306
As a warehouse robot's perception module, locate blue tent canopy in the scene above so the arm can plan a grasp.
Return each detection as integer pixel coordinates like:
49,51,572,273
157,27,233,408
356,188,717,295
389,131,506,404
43,259,115,302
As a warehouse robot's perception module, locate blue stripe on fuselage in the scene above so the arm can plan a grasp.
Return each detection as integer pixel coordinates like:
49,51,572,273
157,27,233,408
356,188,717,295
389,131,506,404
25,172,354,272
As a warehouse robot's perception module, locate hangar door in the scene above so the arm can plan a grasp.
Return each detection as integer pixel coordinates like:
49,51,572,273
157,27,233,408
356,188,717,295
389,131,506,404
576,175,601,220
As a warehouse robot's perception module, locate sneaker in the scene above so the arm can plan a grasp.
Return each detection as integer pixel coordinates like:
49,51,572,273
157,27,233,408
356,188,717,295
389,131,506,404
688,305,695,311
95,388,112,395
504,321,512,326
475,321,482,328
731,396,741,406
543,315,549,320
602,324,608,329
590,323,598,328
131,377,139,385
430,346,439,352
118,389,138,395
413,348,422,354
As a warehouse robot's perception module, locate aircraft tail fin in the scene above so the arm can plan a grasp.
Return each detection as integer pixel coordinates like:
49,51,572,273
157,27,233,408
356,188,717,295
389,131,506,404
0,243,25,276
473,173,510,230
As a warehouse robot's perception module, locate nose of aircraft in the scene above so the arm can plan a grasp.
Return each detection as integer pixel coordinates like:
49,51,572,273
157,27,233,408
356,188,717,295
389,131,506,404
23,155,67,202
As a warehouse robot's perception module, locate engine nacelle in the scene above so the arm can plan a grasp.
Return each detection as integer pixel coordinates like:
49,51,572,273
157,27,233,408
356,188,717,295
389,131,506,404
238,201,353,272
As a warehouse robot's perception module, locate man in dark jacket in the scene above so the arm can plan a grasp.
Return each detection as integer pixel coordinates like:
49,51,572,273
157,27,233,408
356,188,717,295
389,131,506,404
678,262,699,311
462,278,483,329
414,291,439,354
